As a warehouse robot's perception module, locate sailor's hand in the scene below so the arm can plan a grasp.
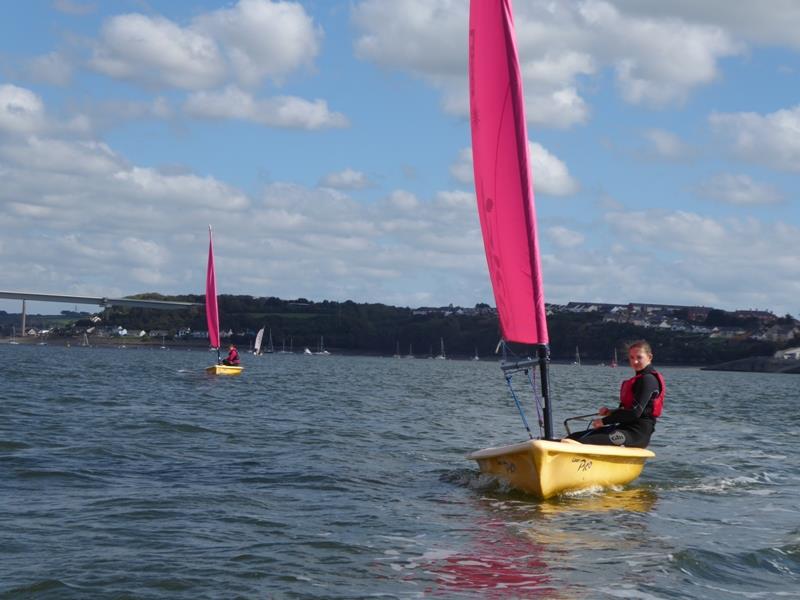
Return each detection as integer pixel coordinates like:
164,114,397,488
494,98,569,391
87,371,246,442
598,406,610,416
591,419,604,429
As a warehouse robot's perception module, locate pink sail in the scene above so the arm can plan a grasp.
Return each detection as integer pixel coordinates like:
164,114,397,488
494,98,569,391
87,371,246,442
205,226,220,349
469,0,548,345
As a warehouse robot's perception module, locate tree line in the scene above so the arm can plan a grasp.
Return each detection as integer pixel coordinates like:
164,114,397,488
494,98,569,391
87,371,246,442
82,293,787,365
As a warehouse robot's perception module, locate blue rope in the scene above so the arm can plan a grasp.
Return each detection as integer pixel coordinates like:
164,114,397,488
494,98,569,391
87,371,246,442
498,340,547,439
505,373,534,440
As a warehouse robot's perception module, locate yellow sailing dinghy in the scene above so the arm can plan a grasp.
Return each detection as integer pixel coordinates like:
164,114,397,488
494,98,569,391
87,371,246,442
466,0,653,499
204,226,243,376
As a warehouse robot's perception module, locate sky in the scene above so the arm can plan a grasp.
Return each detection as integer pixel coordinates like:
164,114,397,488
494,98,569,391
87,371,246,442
1,0,798,318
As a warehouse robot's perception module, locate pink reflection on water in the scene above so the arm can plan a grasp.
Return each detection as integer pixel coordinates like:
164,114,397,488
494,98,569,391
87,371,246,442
425,519,556,598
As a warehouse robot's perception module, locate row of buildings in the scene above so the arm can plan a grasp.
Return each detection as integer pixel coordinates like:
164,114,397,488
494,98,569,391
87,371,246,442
414,301,799,343
14,300,799,347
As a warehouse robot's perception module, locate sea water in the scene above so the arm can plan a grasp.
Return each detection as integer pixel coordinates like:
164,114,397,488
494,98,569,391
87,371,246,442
1,344,798,599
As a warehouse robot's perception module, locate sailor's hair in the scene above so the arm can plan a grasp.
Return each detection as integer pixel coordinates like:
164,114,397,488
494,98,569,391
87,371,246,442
627,339,652,357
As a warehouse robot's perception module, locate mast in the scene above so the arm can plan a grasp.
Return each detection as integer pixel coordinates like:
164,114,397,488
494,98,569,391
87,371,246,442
538,344,554,439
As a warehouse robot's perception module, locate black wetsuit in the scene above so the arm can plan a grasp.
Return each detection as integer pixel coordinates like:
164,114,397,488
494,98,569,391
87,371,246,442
567,365,661,448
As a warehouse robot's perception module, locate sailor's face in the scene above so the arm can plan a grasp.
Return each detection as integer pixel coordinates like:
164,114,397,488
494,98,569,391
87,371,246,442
628,347,652,371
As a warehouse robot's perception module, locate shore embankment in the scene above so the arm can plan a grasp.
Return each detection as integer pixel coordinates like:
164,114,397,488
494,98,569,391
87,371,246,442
701,356,800,374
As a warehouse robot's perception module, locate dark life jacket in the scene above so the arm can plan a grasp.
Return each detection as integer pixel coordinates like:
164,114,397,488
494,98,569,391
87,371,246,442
619,369,664,417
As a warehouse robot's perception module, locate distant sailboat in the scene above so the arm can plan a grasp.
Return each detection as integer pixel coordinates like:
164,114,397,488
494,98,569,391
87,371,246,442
9,326,19,345
573,346,581,366
473,347,480,361
204,226,243,376
315,336,330,355
81,332,89,347
253,326,265,355
610,347,618,368
405,343,414,359
435,337,446,360
393,341,401,358
266,328,274,353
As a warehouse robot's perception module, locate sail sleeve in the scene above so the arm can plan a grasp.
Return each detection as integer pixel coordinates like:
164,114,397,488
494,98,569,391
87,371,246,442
205,226,221,349
468,0,549,345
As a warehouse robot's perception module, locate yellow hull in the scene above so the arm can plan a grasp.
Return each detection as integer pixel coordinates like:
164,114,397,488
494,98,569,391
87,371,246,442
468,439,654,499
205,364,244,376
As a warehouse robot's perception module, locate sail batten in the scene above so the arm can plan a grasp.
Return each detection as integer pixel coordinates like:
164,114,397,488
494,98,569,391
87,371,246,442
205,226,220,350
469,0,548,345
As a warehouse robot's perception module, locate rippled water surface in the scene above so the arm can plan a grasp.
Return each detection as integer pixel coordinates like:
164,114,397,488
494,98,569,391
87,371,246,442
1,344,798,598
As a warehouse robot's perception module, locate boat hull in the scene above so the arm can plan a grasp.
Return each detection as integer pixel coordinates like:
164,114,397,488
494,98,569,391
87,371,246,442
205,364,244,376
468,439,654,499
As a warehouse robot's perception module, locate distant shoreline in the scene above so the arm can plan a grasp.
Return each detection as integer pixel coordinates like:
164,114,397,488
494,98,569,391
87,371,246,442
2,336,770,369
701,356,800,375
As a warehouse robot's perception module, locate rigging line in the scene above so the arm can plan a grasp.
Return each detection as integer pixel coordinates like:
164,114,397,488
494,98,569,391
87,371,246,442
525,367,545,435
505,372,534,440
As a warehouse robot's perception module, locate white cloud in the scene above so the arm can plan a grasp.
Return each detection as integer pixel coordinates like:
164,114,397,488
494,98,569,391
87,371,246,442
192,0,321,87
605,210,800,270
352,0,466,78
2,116,798,314
184,86,348,129
547,226,585,249
88,1,320,90
112,167,250,210
119,237,168,268
561,1,740,107
696,173,783,206
530,142,579,196
643,129,691,161
0,137,125,175
0,84,46,135
320,168,371,190
387,190,419,210
449,148,473,185
605,1,800,50
525,88,590,129
535,209,800,313
435,190,473,210
0,134,249,242
710,105,800,172
352,0,740,126
89,13,226,90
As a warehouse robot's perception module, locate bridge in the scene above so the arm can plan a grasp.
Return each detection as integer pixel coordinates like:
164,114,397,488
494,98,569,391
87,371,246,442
0,290,202,337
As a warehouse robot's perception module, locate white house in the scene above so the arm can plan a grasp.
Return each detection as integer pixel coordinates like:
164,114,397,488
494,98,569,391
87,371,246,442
775,346,800,360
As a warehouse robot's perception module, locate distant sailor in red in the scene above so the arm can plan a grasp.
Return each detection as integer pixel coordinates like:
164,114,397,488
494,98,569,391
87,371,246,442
566,340,664,448
222,344,240,366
